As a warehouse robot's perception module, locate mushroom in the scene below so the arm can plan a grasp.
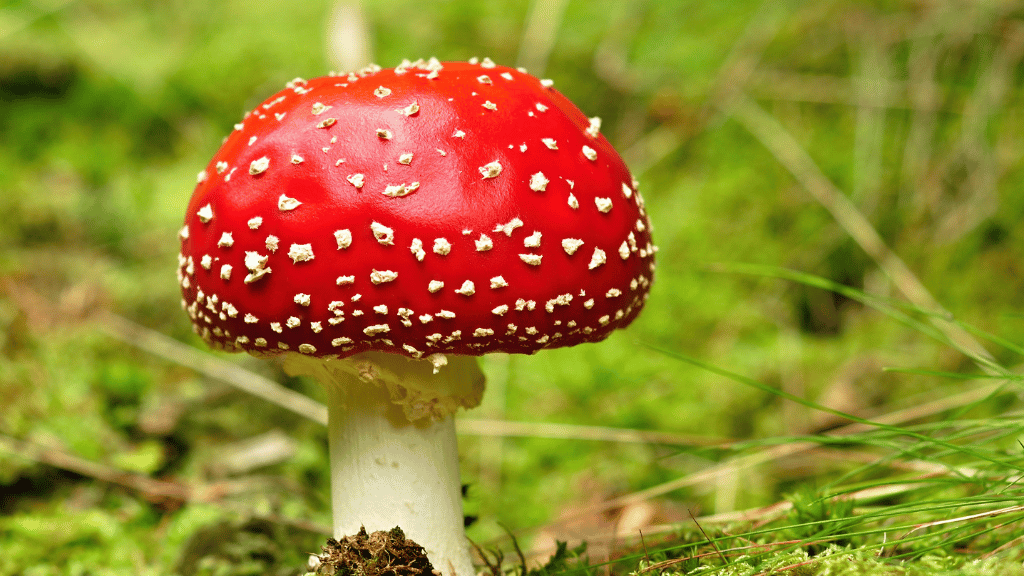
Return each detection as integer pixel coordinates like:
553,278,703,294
177,58,655,576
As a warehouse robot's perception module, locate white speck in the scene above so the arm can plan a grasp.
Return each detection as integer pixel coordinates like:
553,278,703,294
419,314,433,324
595,197,613,213
249,156,270,175
586,117,602,138
335,229,352,249
294,293,311,306
248,136,258,146
480,57,496,68
589,248,607,270
568,193,579,209
622,182,633,199
336,275,355,285
619,241,630,259
542,138,558,150
428,280,444,293
583,298,595,309
217,232,234,248
363,324,390,336
477,75,492,84
248,217,262,229
370,269,398,284
562,238,584,255
427,353,447,374
479,160,502,179
398,102,420,116
215,161,228,174
197,204,213,223
545,293,572,313
224,167,238,181
582,146,597,161
291,154,304,164
266,235,279,252
606,288,622,298
566,179,575,189
245,251,268,271
383,182,419,197
376,128,393,139
371,222,394,245
535,103,548,112
540,78,554,88
332,337,353,347
288,243,314,263
220,264,232,280
311,102,330,115
493,217,523,236
490,276,508,289
519,254,542,266
244,266,271,284
501,72,514,81
347,173,365,189
523,231,542,248
473,328,494,337
452,130,466,139
433,238,451,255
328,301,345,314
311,322,322,333
437,149,447,156
270,322,282,333
398,153,413,165
436,310,456,319
455,280,475,296
519,143,527,152
274,113,286,121
245,314,258,323
525,326,538,335
179,225,190,240
374,86,392,98
410,238,425,261
373,304,388,315
298,343,316,354
197,170,208,183
278,194,301,211
475,234,493,251
492,305,509,316
482,100,497,111
529,172,549,191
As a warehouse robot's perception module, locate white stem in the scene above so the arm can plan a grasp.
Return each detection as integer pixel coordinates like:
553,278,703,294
319,357,478,576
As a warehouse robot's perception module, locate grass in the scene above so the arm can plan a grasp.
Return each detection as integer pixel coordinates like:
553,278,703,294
3,0,1024,573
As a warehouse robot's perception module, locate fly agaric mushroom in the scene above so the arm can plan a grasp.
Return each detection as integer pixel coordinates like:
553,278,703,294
177,57,654,576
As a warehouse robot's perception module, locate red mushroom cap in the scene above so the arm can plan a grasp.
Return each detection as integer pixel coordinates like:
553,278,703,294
177,58,655,360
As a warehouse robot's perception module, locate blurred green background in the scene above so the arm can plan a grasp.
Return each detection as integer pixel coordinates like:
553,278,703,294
3,0,1024,573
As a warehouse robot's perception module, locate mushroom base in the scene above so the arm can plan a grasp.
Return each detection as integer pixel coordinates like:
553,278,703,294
284,352,484,576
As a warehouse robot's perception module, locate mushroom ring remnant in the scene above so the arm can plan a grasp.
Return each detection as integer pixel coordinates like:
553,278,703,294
177,57,654,576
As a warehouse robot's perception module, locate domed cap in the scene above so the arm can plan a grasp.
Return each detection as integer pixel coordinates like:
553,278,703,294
177,58,655,361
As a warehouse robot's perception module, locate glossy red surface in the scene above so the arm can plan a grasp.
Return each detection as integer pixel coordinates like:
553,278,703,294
178,60,654,359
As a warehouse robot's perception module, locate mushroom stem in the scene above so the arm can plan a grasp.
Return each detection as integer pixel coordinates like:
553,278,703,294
285,352,484,576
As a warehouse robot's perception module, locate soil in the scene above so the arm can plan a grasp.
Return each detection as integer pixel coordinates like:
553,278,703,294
312,527,438,576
